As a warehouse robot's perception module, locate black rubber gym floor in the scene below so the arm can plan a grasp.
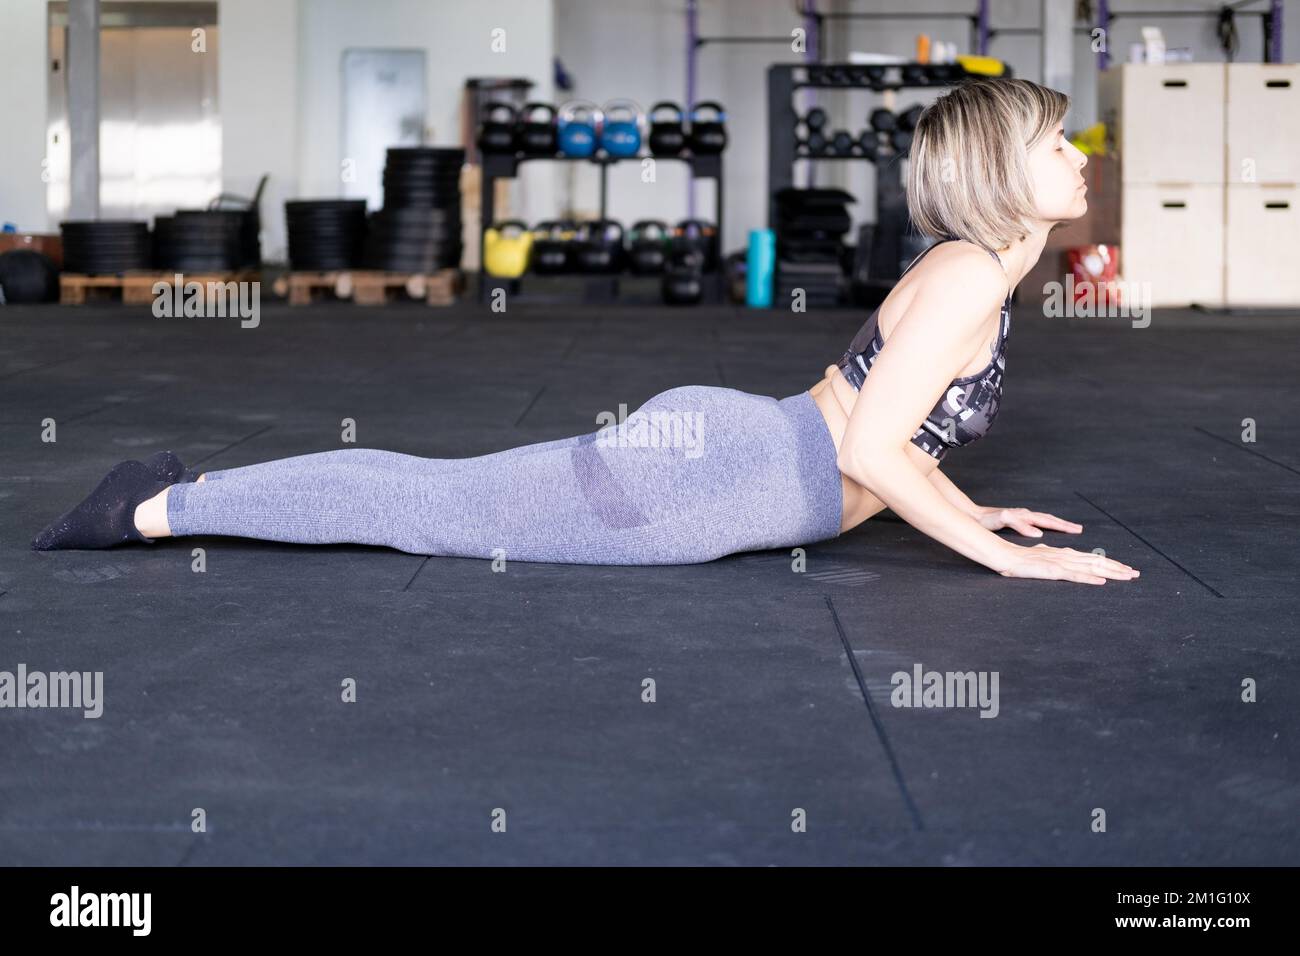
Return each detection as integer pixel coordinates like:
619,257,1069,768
2,297,1297,865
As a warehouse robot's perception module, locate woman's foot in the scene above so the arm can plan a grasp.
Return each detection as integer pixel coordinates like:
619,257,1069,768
143,450,186,483
143,449,203,483
31,460,173,550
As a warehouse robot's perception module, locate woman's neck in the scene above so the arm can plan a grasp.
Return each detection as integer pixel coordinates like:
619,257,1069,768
994,226,1053,297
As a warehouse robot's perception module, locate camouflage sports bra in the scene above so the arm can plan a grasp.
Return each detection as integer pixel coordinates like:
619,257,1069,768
834,238,1011,462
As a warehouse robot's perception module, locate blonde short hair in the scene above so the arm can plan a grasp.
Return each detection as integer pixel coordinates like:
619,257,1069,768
906,78,1069,251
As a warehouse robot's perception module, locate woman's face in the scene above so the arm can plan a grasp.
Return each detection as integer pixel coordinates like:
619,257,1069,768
1026,123,1088,224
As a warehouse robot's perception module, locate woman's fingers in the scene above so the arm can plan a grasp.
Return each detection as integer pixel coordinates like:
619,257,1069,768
1063,551,1139,578
1032,543,1140,578
1028,511,1083,532
1009,519,1044,538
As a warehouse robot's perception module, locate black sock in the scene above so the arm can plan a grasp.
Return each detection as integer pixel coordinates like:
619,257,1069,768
143,450,188,483
32,460,172,551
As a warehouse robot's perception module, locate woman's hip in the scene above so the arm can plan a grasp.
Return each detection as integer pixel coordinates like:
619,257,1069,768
579,385,843,545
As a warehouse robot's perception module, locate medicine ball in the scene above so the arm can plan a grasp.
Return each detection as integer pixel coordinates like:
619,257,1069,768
0,250,59,304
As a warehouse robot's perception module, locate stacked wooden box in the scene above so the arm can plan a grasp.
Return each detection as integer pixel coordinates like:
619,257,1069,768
1100,62,1300,308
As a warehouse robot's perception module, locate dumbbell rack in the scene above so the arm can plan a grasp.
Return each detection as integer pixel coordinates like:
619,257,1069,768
766,61,1011,304
477,152,725,304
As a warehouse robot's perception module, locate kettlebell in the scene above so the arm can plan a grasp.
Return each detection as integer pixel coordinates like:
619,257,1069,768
627,220,670,275
671,219,718,273
662,253,704,305
648,102,686,156
477,102,519,155
483,220,533,278
531,219,576,274
517,103,558,156
687,101,728,155
558,101,602,159
600,100,643,158
575,219,625,273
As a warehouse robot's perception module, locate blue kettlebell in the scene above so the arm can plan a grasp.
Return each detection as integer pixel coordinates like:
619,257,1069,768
558,101,602,159
600,99,643,158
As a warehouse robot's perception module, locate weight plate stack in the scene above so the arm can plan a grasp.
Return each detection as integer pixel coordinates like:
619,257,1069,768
60,220,151,275
285,199,368,271
364,208,463,273
372,147,465,271
155,210,249,272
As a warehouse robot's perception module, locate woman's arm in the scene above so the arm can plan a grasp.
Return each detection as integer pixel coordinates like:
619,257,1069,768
927,466,980,518
836,246,1139,584
836,248,1017,572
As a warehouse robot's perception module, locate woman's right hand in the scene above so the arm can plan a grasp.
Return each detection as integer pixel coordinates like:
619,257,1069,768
994,542,1140,585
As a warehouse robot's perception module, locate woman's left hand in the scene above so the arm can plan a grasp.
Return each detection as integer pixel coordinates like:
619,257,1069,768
973,505,1083,538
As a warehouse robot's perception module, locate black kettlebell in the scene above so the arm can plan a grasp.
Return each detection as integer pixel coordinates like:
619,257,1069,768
648,102,686,156
478,101,519,155
687,101,727,155
627,220,670,275
517,102,558,156
531,219,574,274
672,219,718,273
662,252,704,305
576,219,624,274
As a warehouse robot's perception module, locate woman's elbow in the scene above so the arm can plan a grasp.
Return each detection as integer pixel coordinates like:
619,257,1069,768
837,441,894,489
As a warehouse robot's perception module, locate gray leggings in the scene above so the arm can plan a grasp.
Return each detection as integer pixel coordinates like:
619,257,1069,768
165,386,844,565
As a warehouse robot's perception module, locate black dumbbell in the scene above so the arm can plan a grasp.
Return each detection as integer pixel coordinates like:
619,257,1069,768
826,65,852,86
870,108,896,133
897,104,924,132
804,107,827,131
807,129,828,155
902,63,928,86
858,131,880,162
891,128,914,155
831,130,853,157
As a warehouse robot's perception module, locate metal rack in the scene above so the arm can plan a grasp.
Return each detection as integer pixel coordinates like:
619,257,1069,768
766,61,1005,301
766,60,1003,228
477,151,725,303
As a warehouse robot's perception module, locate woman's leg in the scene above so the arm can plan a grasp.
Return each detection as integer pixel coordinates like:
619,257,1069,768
157,386,843,565
196,431,593,482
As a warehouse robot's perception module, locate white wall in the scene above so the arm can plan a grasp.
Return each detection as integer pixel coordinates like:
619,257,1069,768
219,0,299,260
0,1,52,232
295,0,556,226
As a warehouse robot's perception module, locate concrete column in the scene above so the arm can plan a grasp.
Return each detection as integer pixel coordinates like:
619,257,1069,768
67,0,100,219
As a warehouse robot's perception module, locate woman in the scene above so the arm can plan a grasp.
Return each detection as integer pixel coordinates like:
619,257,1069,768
34,78,1138,586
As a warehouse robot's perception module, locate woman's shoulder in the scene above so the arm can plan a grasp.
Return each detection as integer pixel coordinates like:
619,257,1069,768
911,238,1010,308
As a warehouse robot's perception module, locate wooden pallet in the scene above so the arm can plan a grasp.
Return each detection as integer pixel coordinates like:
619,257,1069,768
60,271,260,305
273,270,352,306
274,269,461,306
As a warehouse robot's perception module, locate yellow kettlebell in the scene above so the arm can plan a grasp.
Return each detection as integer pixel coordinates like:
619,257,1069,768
484,220,533,278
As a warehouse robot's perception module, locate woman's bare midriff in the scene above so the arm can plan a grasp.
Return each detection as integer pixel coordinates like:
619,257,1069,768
805,283,1003,536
